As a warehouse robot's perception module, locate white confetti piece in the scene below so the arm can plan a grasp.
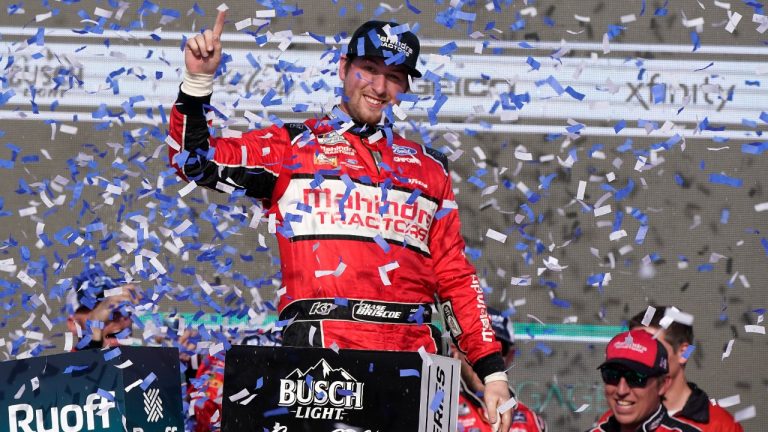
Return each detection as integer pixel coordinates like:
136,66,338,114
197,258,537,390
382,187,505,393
574,403,590,413
641,306,657,326
514,151,533,161
594,205,612,217
14,384,25,400
620,14,636,23
543,256,568,271
722,339,734,360
17,271,36,288
718,394,741,408
256,9,276,18
511,276,531,286
725,11,742,33
417,346,433,366
114,360,133,369
235,18,252,30
486,229,507,243
60,125,78,135
64,332,73,352
36,11,53,22
733,405,756,422
664,308,694,326
744,325,765,334
574,14,591,23
178,181,197,197
315,261,347,278
576,181,587,200
125,379,143,393
754,202,768,212
497,395,518,414
30,377,39,391
378,261,400,286
228,388,250,403
609,230,627,241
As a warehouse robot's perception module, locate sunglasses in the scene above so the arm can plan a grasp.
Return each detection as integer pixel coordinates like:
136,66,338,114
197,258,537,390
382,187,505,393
600,367,652,388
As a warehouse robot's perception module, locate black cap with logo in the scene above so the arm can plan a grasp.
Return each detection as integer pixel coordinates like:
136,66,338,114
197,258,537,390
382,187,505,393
346,20,422,78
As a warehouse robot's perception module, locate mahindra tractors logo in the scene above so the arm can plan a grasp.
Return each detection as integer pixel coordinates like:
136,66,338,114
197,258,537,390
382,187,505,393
279,359,364,420
351,303,403,321
8,391,115,432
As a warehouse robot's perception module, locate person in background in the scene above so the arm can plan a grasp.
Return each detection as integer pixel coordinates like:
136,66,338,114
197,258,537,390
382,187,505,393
589,329,699,432
629,306,743,432
453,308,547,432
65,264,139,350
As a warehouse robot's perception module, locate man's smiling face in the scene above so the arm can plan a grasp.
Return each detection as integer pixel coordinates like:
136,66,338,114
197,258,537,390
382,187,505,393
338,55,409,126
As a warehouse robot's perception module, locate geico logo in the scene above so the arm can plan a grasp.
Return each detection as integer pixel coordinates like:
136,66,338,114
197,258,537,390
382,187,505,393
9,392,115,432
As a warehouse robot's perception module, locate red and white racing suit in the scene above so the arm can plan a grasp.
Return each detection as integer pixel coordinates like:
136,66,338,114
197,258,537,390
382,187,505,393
167,90,505,378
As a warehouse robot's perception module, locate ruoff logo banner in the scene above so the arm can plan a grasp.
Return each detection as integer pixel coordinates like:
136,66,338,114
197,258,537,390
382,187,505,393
0,347,184,432
222,346,460,432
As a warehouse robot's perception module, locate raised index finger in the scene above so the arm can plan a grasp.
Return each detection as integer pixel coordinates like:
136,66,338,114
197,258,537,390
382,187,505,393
212,9,227,38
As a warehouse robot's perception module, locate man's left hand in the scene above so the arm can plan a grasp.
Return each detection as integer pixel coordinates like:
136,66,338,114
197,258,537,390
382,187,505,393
484,380,515,432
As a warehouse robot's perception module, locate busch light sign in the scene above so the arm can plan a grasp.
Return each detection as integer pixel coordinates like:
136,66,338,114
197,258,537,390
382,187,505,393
0,347,183,432
222,346,460,432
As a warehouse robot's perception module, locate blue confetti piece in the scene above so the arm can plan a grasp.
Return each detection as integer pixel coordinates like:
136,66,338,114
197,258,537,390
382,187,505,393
539,173,557,189
534,342,553,356
697,264,714,272
564,86,585,100
334,297,349,307
709,173,742,188
720,208,730,224
635,225,649,245
761,238,768,256
741,142,768,155
651,83,666,104
399,369,420,377
261,89,282,107
518,41,535,49
429,390,445,411
526,56,540,70
373,235,390,253
681,345,696,359
439,42,458,56
96,388,115,401
551,297,571,308
760,112,768,123
256,377,264,389
264,407,289,417
139,372,157,391
614,120,626,133
103,347,121,361
690,31,700,52
64,365,90,374
0,89,16,107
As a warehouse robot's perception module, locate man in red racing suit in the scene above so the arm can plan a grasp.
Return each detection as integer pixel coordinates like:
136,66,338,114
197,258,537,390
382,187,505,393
169,12,513,429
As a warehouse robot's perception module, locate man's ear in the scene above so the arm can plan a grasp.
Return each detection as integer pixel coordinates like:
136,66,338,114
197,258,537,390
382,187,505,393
677,342,690,366
339,55,349,81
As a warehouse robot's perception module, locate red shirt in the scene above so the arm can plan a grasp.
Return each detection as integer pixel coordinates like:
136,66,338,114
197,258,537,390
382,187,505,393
457,386,546,432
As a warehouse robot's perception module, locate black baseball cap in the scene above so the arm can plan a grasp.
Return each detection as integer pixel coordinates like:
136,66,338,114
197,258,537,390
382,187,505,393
346,20,422,78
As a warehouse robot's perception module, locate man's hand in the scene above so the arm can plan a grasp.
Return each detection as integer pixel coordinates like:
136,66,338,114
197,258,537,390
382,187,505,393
185,9,226,75
484,380,515,432
87,283,139,344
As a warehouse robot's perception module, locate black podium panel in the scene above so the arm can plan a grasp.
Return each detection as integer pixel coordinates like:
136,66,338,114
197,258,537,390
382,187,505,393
0,346,184,432
222,346,459,432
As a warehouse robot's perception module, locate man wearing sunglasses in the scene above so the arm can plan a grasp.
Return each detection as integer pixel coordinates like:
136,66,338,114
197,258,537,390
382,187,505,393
629,307,743,432
589,329,699,432
452,308,547,432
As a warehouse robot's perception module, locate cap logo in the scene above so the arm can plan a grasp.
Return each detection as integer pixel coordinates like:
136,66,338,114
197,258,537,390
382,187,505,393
614,334,648,354
377,34,413,57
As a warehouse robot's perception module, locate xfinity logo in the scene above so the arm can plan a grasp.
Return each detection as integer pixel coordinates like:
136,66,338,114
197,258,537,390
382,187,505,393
279,359,364,420
8,392,115,432
352,303,402,320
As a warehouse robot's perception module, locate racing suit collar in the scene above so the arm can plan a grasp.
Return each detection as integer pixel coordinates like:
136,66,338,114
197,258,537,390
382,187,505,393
676,382,710,423
328,105,389,139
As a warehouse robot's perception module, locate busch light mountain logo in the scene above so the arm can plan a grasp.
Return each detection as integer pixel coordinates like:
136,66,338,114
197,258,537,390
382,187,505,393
278,359,364,420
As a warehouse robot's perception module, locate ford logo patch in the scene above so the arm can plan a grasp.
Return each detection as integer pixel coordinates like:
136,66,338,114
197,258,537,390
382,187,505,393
392,145,417,156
